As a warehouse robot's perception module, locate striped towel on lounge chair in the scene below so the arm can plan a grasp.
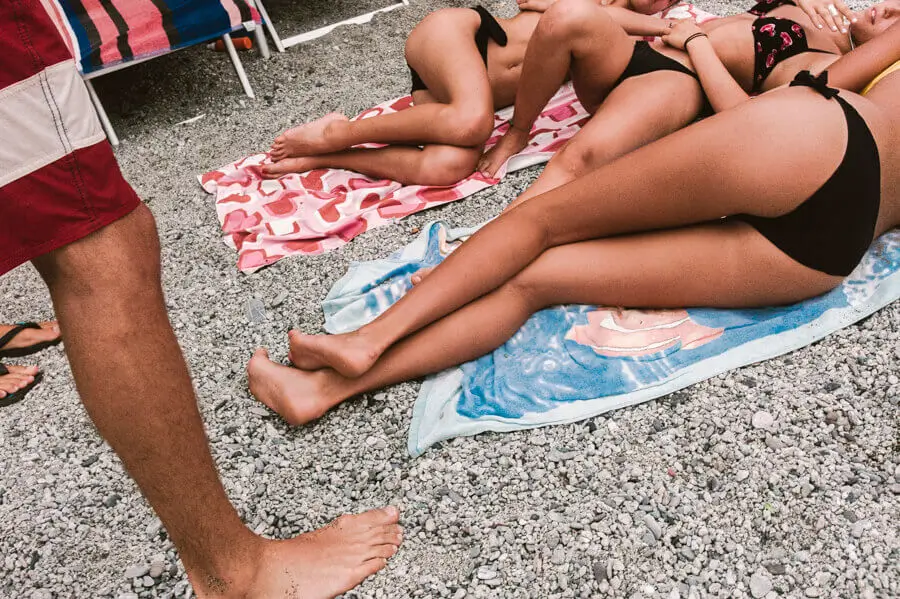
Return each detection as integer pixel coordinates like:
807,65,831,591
44,0,262,74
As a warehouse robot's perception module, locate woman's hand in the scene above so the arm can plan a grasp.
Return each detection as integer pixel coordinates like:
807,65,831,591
796,0,857,32
517,0,556,12
661,19,703,49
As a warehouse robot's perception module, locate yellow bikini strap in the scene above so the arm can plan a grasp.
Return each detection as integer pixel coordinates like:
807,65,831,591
862,60,900,96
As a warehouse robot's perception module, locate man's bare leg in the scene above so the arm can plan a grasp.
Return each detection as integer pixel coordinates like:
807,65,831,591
32,205,402,598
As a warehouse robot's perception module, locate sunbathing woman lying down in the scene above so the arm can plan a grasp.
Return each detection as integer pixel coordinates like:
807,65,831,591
262,3,679,186
478,0,893,209
247,18,900,425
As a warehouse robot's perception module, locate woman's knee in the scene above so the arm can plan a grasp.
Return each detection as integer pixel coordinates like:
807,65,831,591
416,147,479,186
442,104,495,147
541,0,611,39
552,142,606,180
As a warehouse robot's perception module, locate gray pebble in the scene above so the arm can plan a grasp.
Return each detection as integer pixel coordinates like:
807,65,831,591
749,572,773,598
752,411,775,430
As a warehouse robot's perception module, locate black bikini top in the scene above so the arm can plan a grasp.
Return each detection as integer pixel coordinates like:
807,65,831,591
751,17,833,92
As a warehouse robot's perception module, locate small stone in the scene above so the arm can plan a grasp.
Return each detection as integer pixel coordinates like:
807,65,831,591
452,589,467,599
749,572,773,598
592,560,607,582
765,434,785,450
851,520,867,538
270,291,289,307
475,566,497,580
124,565,150,579
550,546,566,565
752,411,775,429
103,493,121,508
643,514,663,540
736,470,750,482
805,588,822,598
81,455,99,467
149,562,165,578
764,563,786,576
142,576,155,587
545,530,560,549
425,519,436,532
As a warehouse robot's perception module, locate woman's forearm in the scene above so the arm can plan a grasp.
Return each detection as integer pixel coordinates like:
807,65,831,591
827,20,900,91
685,36,750,112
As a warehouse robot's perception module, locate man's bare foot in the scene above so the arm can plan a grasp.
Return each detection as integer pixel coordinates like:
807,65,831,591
0,321,61,357
477,126,531,178
247,349,346,425
193,507,403,599
261,157,320,179
248,507,402,599
270,113,350,161
0,364,39,399
287,330,381,378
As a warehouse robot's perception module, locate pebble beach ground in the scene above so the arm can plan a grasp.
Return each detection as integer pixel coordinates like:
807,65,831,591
0,0,897,597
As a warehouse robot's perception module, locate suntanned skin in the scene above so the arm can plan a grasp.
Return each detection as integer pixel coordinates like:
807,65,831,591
31,205,403,599
677,0,898,112
476,0,703,204
261,0,678,185
249,23,900,424
478,0,886,208
0,321,59,399
261,9,542,186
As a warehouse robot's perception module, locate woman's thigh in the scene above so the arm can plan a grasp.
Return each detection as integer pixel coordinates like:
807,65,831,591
512,87,852,247
405,8,492,107
554,71,705,173
515,220,843,309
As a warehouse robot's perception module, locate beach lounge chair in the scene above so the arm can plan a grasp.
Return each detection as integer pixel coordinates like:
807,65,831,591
43,0,268,145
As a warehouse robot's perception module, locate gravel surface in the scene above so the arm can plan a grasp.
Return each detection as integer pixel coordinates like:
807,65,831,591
1,1,898,597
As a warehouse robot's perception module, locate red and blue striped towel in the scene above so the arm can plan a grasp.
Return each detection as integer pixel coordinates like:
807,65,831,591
44,0,261,74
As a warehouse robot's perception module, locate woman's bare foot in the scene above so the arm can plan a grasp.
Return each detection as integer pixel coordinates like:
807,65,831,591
261,157,320,179
247,349,347,425
410,267,434,286
477,126,531,178
0,364,39,399
287,330,381,378
270,113,350,161
0,321,61,356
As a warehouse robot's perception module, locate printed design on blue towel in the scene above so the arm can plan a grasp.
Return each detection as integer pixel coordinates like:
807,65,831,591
325,222,900,422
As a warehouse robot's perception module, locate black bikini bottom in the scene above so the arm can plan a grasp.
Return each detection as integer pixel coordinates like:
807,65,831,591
728,71,881,277
614,41,712,118
409,5,507,94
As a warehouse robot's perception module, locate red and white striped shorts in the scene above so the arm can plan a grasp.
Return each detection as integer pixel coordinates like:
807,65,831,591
0,0,141,276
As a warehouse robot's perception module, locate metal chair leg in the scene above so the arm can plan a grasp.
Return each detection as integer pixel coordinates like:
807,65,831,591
222,34,255,98
84,78,119,146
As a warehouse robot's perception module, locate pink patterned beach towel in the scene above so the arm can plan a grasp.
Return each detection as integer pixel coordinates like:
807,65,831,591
200,4,716,273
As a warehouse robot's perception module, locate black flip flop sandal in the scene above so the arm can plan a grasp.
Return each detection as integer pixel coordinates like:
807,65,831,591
0,322,61,359
0,364,43,408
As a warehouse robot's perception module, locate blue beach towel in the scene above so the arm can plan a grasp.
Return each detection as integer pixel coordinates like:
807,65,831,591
323,222,900,457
